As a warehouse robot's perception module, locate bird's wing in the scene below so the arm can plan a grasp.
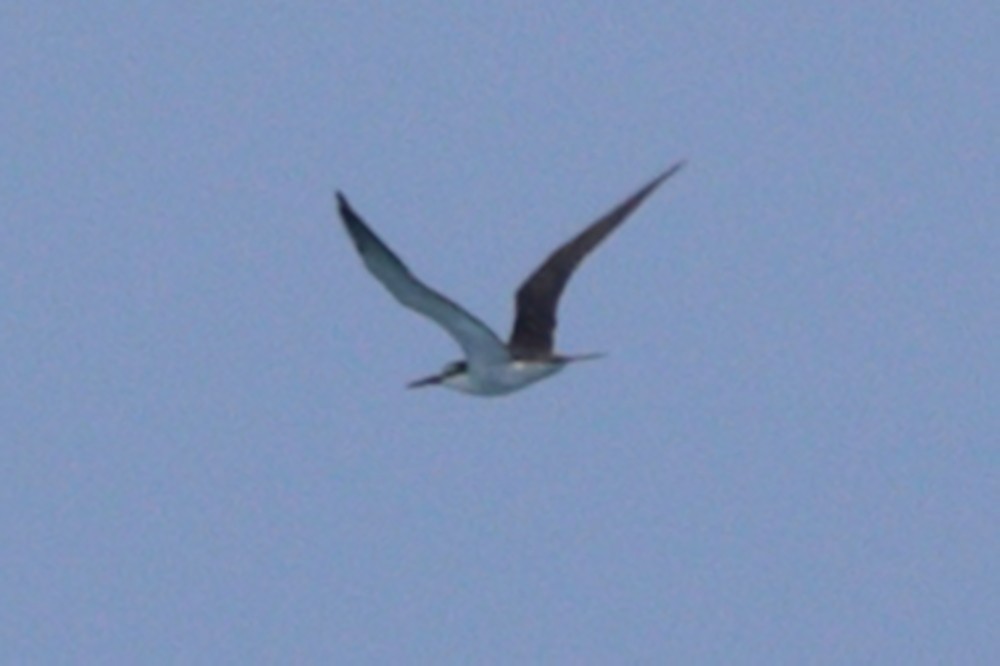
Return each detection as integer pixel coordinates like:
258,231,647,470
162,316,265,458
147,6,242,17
337,193,510,368
508,161,685,357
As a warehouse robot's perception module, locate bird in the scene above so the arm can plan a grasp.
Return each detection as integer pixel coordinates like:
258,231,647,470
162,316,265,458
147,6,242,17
336,160,685,396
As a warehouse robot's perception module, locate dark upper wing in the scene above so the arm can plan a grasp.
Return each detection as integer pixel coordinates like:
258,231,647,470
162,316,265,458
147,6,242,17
508,161,685,357
337,193,510,368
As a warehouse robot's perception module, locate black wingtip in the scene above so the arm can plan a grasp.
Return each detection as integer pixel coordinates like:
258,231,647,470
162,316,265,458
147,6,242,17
657,159,687,182
336,192,363,229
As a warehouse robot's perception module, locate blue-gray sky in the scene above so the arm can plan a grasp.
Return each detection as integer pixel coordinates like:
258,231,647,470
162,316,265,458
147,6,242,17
3,3,996,663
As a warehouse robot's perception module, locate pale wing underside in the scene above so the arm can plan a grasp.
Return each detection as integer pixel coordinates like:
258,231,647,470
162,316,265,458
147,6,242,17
508,161,686,357
337,194,510,369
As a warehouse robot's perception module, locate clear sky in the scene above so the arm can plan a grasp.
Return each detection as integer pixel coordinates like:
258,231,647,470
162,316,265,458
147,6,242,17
2,3,996,663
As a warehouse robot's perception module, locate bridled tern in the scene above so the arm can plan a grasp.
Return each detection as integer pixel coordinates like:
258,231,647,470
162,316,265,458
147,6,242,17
337,160,685,396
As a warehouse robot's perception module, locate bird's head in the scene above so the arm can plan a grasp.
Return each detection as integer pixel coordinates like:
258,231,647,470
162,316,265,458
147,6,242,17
406,360,468,389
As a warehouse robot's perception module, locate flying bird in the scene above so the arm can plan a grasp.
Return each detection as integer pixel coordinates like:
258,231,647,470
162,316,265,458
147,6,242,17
337,160,685,396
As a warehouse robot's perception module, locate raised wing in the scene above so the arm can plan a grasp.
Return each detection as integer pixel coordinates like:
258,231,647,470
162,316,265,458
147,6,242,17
337,193,510,368
508,161,685,357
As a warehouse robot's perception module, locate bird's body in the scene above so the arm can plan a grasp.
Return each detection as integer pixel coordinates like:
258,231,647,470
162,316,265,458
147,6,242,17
419,359,568,396
337,160,684,396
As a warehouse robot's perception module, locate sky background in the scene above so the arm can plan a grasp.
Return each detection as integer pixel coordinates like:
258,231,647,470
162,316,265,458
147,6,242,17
2,2,996,663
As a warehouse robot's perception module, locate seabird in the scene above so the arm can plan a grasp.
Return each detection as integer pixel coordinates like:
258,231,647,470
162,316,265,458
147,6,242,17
337,160,685,396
